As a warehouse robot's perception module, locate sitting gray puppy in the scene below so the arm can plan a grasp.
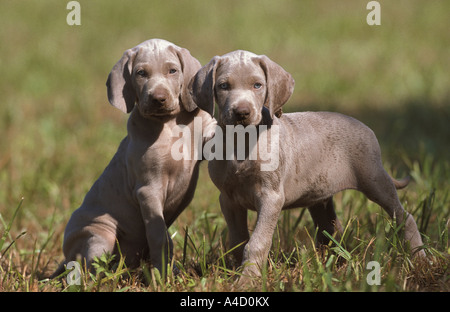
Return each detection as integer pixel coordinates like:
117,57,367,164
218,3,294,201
189,50,425,281
52,39,215,278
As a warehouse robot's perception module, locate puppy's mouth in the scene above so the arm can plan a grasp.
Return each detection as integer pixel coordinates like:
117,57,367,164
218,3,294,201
218,116,260,128
138,106,178,118
235,119,252,126
224,112,262,126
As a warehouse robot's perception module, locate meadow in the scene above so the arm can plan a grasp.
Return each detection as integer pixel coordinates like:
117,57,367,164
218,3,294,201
0,0,449,292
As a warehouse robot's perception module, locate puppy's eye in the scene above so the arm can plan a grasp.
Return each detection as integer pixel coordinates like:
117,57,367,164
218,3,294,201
253,82,262,89
169,68,177,74
218,82,229,90
136,69,146,77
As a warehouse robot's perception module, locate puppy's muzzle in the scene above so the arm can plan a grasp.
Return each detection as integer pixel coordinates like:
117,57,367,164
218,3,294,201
138,86,178,117
234,106,251,122
149,88,169,107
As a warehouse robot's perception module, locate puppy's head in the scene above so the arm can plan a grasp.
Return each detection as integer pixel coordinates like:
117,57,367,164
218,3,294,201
190,50,294,127
106,39,201,118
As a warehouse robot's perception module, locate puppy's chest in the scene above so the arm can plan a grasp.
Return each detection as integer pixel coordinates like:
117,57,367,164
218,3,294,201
210,160,263,208
129,135,196,184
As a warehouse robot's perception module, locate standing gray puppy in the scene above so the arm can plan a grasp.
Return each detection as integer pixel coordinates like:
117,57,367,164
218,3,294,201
53,39,215,278
190,50,425,281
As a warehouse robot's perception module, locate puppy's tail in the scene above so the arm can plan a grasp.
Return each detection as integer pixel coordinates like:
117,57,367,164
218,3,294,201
392,176,411,190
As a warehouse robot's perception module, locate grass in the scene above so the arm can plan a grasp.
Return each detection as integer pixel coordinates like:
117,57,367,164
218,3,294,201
1,0,449,292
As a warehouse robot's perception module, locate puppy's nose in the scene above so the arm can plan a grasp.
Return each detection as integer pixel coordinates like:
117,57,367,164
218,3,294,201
233,106,251,121
150,89,168,105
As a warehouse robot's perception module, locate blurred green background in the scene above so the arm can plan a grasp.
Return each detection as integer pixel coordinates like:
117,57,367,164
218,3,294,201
0,0,449,278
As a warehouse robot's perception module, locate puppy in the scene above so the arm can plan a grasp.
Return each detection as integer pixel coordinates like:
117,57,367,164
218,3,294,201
190,50,425,280
52,39,215,278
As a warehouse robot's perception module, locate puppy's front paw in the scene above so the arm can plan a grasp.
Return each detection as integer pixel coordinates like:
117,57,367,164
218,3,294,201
203,118,217,142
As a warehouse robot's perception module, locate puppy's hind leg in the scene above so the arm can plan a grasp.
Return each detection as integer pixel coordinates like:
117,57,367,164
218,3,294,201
50,260,70,279
53,228,116,278
359,168,425,257
308,197,343,247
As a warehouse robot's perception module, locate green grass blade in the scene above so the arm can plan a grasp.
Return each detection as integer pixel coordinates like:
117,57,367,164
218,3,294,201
0,198,24,255
322,230,352,261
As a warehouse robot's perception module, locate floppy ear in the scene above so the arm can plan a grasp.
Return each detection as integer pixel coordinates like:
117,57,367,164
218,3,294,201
172,47,202,112
189,56,221,116
106,47,139,113
257,55,295,118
